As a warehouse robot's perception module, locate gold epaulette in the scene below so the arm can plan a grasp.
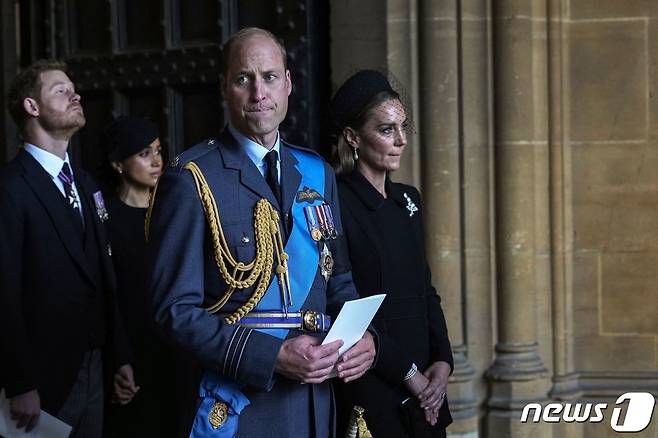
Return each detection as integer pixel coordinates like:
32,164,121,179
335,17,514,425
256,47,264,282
145,161,291,324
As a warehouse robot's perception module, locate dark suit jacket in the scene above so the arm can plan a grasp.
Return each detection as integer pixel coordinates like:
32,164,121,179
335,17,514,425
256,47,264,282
336,170,453,437
147,129,360,437
0,148,130,413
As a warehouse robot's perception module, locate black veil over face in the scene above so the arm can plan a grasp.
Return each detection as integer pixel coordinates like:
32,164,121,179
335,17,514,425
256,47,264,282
329,69,413,176
329,69,414,140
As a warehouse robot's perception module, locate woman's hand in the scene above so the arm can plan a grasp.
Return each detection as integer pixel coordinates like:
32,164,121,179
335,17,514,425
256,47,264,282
404,369,430,397
403,371,439,425
417,361,450,425
112,364,140,405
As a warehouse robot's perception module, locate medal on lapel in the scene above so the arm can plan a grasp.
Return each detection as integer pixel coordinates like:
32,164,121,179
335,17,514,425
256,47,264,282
304,205,323,241
315,205,332,240
319,243,334,282
323,204,338,239
93,191,109,222
304,202,339,242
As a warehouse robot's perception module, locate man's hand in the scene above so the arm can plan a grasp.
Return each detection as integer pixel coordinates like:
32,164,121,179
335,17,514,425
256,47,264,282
112,364,140,405
275,335,343,383
9,389,40,432
417,361,450,425
337,331,376,383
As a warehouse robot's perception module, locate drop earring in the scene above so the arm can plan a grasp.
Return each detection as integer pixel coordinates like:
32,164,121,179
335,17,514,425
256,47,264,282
352,147,359,161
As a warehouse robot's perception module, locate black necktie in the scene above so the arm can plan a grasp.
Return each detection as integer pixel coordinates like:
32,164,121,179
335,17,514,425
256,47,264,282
58,162,82,220
264,150,282,207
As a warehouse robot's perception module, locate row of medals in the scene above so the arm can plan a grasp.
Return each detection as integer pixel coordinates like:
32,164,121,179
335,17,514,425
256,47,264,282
304,204,336,282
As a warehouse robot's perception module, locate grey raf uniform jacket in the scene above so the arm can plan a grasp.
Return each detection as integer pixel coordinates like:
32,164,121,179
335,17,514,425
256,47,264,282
147,129,361,438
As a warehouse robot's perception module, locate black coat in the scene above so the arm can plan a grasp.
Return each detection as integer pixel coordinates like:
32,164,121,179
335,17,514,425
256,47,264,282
0,149,130,414
102,198,177,438
336,170,453,437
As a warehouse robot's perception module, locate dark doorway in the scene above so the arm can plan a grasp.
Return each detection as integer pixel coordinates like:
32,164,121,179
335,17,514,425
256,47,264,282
6,0,330,180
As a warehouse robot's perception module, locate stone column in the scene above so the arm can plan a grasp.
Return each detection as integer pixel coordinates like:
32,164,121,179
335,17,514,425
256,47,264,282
487,0,550,436
460,0,495,435
330,0,387,87
418,0,478,434
385,0,420,188
546,0,578,402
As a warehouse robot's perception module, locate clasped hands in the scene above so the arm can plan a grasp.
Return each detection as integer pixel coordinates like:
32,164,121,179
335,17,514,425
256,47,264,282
275,331,375,384
9,364,139,433
112,363,140,405
404,361,451,426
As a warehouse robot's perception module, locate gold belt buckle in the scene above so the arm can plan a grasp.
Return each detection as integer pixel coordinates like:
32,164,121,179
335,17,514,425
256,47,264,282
302,310,320,332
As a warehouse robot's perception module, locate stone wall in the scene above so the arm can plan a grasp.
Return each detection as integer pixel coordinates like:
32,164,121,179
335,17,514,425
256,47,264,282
331,0,658,436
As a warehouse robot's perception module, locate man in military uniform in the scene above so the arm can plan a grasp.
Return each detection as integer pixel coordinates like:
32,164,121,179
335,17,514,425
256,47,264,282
147,28,376,437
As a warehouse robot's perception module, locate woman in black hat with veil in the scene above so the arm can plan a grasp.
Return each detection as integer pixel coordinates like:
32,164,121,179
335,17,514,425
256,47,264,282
331,71,453,438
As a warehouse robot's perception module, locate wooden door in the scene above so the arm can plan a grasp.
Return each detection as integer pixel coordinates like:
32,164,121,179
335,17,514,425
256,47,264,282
6,0,330,175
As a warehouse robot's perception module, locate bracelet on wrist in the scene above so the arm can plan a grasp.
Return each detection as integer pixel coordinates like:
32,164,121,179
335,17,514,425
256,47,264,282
403,363,418,381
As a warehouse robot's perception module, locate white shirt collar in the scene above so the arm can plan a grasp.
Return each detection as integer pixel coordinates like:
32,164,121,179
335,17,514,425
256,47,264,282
227,124,281,172
23,143,72,179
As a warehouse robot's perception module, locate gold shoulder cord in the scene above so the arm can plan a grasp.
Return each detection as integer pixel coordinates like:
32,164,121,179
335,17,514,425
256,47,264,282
145,161,291,324
345,406,373,438
145,177,159,242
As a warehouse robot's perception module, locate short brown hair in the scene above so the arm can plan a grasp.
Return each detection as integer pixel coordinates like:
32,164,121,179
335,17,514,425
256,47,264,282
220,27,287,77
7,59,68,134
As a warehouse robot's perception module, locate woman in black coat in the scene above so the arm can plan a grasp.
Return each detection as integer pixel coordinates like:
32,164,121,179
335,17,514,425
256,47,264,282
101,117,176,438
331,70,453,438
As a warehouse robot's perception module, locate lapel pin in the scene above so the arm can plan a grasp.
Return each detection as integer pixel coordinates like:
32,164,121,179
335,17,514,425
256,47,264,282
403,193,418,217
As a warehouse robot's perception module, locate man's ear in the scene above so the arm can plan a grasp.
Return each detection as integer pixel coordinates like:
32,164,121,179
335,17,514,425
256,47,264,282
285,70,292,96
23,98,39,117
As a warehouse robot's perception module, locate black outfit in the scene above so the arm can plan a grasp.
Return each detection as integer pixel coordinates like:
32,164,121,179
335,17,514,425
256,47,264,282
0,149,130,415
102,197,176,438
336,170,453,438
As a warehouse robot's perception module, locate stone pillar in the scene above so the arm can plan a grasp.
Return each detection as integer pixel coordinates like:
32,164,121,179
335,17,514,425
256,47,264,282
546,0,579,403
487,0,550,436
330,0,386,84
384,0,420,188
418,0,478,434
460,0,495,436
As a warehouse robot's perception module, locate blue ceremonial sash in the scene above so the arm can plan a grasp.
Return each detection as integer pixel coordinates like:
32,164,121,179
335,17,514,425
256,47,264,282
191,374,250,437
190,149,325,438
250,148,325,339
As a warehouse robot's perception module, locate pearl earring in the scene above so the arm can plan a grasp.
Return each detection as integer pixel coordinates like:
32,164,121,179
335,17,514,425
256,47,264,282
352,147,359,161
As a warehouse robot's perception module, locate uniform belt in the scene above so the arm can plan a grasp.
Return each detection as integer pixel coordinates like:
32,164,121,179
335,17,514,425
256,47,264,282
223,311,331,333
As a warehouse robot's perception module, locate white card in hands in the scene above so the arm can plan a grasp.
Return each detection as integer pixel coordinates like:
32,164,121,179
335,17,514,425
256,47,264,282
0,389,72,438
322,294,386,356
